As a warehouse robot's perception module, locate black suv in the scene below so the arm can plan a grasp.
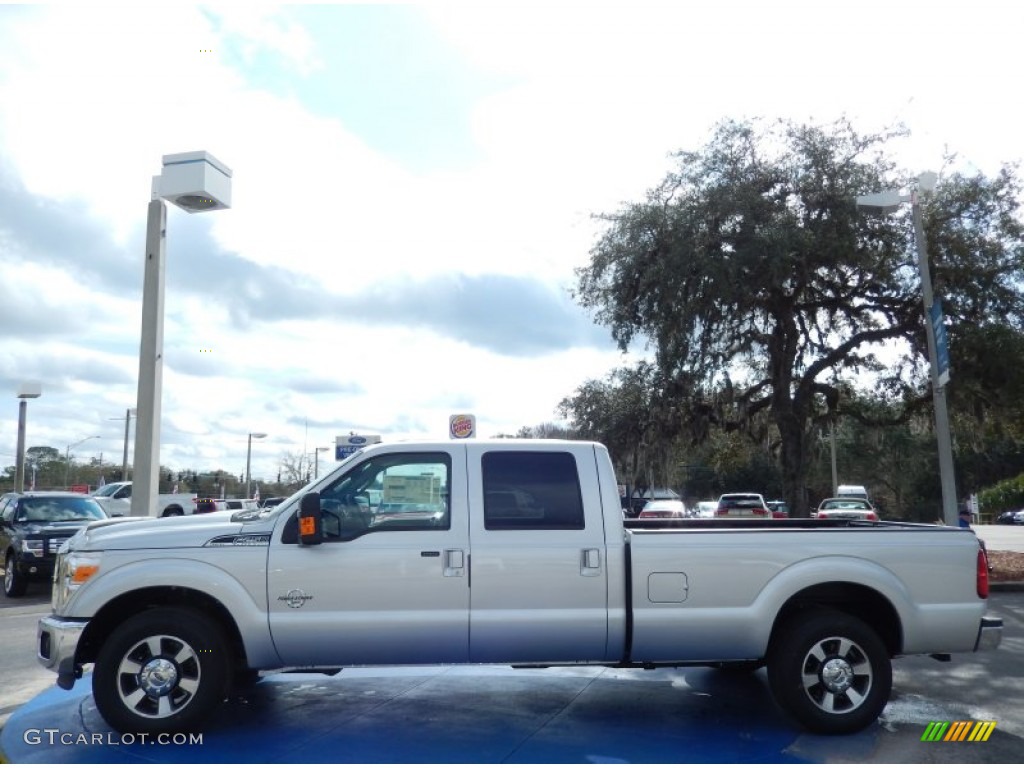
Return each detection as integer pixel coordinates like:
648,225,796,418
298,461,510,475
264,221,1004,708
0,492,107,597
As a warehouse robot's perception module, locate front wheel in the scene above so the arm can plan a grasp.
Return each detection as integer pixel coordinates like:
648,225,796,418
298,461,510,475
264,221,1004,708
767,609,891,734
4,552,28,597
93,608,232,733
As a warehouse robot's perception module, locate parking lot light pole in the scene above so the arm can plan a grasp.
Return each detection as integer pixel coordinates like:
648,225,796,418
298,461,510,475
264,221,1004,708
857,172,958,526
131,152,232,517
314,446,329,479
14,382,42,493
109,407,137,481
246,432,267,498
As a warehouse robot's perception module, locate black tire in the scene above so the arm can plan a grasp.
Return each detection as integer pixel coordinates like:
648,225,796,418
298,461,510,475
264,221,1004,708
4,552,28,597
767,609,891,734
92,607,232,733
161,508,183,517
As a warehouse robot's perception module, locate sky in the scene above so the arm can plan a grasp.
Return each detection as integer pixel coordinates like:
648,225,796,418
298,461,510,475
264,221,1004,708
1,0,1021,487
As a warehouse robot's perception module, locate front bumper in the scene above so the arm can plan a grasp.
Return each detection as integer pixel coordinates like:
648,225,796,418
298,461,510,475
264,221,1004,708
976,616,1003,652
37,615,88,690
15,552,56,579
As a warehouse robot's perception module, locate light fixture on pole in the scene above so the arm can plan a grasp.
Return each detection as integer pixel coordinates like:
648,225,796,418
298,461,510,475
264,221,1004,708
246,432,267,499
14,382,42,493
131,152,232,517
314,446,330,479
64,435,101,488
857,171,957,526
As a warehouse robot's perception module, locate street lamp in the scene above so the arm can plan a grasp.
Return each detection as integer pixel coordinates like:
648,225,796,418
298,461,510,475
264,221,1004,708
857,171,958,526
246,432,267,498
314,446,330,479
131,152,232,517
64,436,101,489
14,382,42,493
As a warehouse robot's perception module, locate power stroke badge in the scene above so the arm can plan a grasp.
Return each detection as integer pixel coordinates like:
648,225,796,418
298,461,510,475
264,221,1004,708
278,589,314,608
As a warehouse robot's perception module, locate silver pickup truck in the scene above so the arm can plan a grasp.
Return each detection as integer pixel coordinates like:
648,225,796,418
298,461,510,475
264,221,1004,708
38,439,1001,736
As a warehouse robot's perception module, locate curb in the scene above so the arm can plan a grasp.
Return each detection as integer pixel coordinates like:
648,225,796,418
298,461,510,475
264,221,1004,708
990,581,1024,592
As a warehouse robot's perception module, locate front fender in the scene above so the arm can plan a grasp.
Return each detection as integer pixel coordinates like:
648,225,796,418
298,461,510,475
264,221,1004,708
65,556,280,669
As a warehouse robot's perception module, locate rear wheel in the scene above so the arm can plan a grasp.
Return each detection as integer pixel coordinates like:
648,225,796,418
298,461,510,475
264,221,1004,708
767,609,891,734
4,552,28,597
93,608,232,733
161,506,183,517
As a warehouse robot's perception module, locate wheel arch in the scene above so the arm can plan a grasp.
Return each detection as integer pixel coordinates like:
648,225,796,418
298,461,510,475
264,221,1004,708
77,586,248,669
768,581,903,656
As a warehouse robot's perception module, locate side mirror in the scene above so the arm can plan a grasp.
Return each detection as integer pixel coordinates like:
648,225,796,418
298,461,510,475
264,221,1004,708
298,492,323,546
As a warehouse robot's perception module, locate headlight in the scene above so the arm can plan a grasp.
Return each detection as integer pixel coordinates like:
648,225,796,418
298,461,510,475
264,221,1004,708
23,539,44,556
52,552,103,614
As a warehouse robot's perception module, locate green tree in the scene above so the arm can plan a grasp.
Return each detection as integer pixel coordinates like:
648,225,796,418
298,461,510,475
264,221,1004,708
575,117,1024,515
558,362,680,492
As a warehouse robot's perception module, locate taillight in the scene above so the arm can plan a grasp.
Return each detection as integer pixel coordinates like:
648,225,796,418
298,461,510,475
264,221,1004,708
753,508,767,516
977,549,990,599
715,507,727,516
866,512,878,521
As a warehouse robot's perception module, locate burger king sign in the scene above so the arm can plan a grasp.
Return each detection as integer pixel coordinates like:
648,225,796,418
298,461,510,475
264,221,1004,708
449,413,476,439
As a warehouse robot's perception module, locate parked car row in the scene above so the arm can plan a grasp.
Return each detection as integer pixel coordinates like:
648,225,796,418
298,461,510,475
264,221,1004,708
711,493,877,520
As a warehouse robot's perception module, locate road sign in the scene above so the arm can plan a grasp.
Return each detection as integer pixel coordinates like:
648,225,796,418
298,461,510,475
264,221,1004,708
929,300,951,386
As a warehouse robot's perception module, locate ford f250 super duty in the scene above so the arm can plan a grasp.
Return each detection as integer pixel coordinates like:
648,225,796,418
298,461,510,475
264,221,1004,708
37,439,1002,736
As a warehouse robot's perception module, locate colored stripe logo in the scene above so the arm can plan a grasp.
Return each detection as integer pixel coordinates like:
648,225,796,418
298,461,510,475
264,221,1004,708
921,721,997,742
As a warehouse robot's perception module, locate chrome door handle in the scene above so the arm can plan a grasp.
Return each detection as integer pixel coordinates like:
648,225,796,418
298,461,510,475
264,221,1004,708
581,548,601,575
444,549,465,577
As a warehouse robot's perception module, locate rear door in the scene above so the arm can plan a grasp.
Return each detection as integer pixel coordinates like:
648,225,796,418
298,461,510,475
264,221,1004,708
465,444,610,663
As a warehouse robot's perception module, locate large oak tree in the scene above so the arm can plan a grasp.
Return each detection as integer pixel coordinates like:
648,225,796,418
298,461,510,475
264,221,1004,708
574,117,1024,514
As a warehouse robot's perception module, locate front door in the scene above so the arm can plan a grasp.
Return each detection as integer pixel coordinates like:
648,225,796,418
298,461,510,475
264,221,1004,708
267,448,469,666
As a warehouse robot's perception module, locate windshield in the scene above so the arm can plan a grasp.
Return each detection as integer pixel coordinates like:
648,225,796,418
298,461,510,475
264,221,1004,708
92,483,122,498
18,497,107,522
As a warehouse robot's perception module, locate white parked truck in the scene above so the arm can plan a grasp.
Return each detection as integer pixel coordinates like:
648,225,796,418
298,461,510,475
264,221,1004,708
90,481,196,517
40,440,1001,736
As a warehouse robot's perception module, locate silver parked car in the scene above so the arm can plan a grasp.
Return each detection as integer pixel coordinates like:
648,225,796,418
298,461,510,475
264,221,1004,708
816,497,879,521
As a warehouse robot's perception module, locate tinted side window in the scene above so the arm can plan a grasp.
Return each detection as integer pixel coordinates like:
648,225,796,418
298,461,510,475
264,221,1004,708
482,451,584,530
0,497,12,523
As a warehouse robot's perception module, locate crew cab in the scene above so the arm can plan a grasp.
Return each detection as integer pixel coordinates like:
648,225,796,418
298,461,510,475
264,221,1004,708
37,440,1001,736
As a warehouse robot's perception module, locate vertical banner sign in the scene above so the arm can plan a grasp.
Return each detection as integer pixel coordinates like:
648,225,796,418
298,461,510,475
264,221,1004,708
449,414,476,439
929,299,951,386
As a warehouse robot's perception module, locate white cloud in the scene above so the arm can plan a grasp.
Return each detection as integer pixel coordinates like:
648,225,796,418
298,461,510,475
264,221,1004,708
1,2,1021,485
